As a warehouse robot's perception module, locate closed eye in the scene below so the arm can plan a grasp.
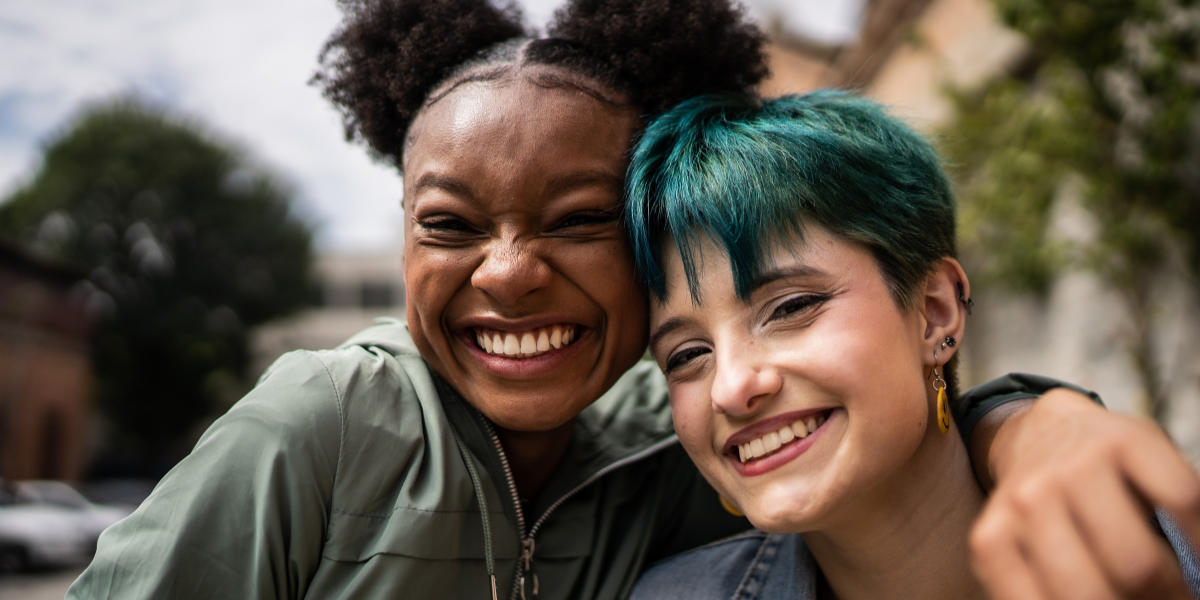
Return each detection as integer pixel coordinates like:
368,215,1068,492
420,216,479,234
552,210,618,231
769,293,831,322
665,346,710,373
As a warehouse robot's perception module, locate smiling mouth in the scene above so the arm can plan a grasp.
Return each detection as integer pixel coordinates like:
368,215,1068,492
474,325,579,359
734,410,831,464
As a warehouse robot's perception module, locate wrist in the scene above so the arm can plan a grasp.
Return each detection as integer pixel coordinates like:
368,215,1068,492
971,399,1033,491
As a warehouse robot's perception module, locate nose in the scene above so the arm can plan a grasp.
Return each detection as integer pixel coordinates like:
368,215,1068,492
710,345,782,417
471,240,553,305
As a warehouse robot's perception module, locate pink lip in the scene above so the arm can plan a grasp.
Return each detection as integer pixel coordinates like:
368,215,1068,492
456,324,593,380
457,313,587,332
724,408,840,478
722,408,833,452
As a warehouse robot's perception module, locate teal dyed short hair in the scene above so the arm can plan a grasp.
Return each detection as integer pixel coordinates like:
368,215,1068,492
625,91,957,306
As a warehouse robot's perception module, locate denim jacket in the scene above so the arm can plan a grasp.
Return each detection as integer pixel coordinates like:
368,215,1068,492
631,512,1200,600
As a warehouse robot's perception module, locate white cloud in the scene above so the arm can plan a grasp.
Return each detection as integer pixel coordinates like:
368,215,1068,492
0,0,403,251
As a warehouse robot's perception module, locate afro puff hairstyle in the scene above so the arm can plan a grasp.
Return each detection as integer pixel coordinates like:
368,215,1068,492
313,0,769,168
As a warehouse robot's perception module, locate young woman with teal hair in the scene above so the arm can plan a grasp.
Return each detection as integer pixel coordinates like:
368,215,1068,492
626,91,1200,600
68,0,1198,597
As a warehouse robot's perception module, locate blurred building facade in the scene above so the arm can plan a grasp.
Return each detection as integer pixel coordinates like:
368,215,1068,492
762,0,1200,461
251,245,405,378
0,240,93,482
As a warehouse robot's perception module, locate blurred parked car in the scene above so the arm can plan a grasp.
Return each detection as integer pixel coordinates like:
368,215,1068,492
0,480,131,572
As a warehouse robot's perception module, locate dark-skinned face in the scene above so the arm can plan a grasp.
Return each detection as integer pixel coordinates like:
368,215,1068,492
402,72,649,432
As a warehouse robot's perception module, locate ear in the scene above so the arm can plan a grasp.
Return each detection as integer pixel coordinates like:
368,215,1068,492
917,257,969,366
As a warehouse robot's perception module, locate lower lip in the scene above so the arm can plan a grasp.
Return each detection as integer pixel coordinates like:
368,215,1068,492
728,409,839,477
460,329,591,379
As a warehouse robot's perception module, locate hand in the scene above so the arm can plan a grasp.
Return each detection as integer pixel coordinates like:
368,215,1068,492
970,388,1200,599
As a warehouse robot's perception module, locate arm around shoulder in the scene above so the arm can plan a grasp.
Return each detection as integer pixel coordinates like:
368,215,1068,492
68,350,344,600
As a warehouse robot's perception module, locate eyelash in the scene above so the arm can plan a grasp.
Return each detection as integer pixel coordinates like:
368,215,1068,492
769,293,831,322
662,293,831,374
420,216,477,233
555,211,617,229
665,346,710,373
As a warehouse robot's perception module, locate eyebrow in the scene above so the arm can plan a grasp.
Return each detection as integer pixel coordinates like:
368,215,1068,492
749,264,829,293
543,170,623,199
648,316,692,354
412,174,476,202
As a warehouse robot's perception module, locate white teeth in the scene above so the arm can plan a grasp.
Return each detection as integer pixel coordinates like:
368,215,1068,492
764,432,781,452
737,413,830,463
778,426,794,444
791,422,808,438
476,326,577,358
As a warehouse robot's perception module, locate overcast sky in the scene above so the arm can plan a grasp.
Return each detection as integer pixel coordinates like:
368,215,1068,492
0,0,863,252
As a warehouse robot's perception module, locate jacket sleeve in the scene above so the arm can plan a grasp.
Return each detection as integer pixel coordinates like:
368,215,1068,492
67,351,343,600
954,373,1104,447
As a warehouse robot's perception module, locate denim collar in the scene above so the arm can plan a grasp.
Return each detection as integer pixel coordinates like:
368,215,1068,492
732,533,818,600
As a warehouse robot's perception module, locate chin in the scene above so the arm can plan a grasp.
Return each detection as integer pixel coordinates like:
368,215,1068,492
483,394,588,432
740,487,826,533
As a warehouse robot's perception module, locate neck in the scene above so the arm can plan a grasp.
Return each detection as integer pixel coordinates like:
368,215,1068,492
494,419,575,501
802,423,987,600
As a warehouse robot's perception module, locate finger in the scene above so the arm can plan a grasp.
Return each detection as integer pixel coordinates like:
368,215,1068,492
1017,482,1120,600
970,505,1050,600
1065,456,1190,599
1116,426,1200,547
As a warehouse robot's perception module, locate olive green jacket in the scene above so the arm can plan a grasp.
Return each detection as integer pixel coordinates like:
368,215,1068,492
68,319,1087,600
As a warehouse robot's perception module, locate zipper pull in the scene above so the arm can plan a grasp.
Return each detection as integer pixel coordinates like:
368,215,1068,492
519,538,538,600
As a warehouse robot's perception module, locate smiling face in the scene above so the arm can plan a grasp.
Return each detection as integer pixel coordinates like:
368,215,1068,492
650,227,944,532
402,70,649,432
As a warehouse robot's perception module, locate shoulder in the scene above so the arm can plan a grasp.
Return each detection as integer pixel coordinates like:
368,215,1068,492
632,531,772,600
1159,510,1200,596
584,360,673,436
634,531,817,600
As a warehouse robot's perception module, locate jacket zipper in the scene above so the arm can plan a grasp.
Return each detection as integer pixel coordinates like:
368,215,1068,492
480,418,679,600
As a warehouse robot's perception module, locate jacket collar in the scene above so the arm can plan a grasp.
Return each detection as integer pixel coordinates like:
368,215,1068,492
341,319,680,531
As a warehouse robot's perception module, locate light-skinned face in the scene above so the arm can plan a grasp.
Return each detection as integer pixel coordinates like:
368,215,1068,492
403,69,649,433
649,227,967,533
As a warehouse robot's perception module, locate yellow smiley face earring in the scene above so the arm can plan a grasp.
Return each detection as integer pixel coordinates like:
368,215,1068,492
932,336,956,435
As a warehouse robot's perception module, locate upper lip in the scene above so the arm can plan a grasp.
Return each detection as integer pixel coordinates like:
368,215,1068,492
721,408,832,454
455,314,588,333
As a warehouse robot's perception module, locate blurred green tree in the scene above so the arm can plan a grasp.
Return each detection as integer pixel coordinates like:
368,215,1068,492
943,0,1200,423
0,98,313,472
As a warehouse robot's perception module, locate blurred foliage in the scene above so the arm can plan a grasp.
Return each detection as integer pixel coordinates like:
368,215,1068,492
0,98,313,469
942,0,1200,420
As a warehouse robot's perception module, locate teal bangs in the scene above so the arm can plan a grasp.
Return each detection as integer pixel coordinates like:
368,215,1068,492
625,91,957,305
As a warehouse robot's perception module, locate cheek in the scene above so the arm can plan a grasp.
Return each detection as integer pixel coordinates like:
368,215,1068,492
669,383,722,469
404,245,478,352
553,240,649,344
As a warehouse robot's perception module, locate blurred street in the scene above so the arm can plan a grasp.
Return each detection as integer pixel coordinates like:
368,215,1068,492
0,566,82,600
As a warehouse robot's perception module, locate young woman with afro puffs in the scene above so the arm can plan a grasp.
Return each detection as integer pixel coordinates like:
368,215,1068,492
68,1,1200,599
